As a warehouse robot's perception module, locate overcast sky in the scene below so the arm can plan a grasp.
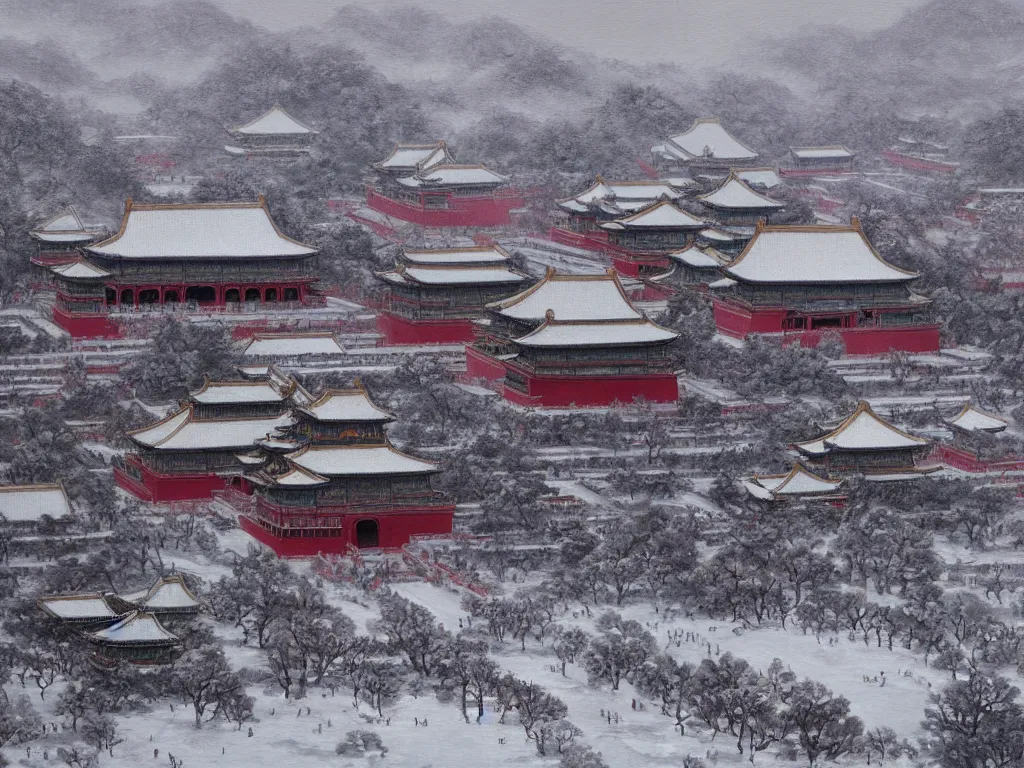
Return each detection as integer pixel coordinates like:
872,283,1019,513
211,0,933,63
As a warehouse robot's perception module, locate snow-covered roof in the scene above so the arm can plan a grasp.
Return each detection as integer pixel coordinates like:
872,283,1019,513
794,401,929,455
0,483,72,523
698,228,743,243
397,165,508,188
379,265,527,286
791,146,855,160
698,174,784,210
749,464,844,498
600,201,706,230
666,118,758,162
132,575,200,610
128,407,292,451
670,244,728,268
725,222,918,285
243,333,345,358
233,105,316,136
514,319,678,348
401,246,509,265
89,612,178,644
735,169,782,189
50,260,111,280
298,388,395,423
256,465,330,487
286,444,438,477
88,199,315,260
947,404,1008,433
38,595,120,621
566,178,680,206
189,379,291,405
31,207,105,243
374,141,454,171
708,277,737,289
489,270,643,323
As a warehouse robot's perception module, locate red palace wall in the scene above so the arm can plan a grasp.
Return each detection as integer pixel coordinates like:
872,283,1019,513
465,345,509,381
503,370,679,408
713,299,940,355
933,444,1024,474
366,187,525,228
548,227,611,255
377,311,477,346
239,506,456,558
882,150,958,174
114,457,230,503
52,307,123,339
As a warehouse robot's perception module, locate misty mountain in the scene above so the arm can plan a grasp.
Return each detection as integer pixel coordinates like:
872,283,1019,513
768,0,1024,120
305,4,643,126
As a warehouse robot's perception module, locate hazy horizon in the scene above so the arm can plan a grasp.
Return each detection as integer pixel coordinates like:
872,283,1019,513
208,0,934,64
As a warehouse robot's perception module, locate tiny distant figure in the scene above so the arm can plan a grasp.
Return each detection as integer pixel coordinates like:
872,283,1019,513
415,717,419,726
459,618,464,629
222,748,225,755
306,707,311,716
318,724,322,734
386,718,390,726
154,749,159,759
631,699,636,711
607,713,612,724
271,708,275,716
248,727,253,737
297,710,301,718
423,718,427,727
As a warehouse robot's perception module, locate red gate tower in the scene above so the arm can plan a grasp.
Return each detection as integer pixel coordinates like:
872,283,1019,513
375,245,529,344
48,197,318,338
712,219,940,355
467,269,679,407
115,367,308,502
238,385,453,556
367,140,524,227
224,104,318,158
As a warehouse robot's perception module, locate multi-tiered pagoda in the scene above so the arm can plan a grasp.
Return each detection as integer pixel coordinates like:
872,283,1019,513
224,105,318,158
467,269,679,407
367,140,523,228
793,401,935,480
48,198,318,338
115,367,308,502
375,245,529,344
551,178,695,276
651,118,759,173
238,385,453,556
117,368,453,554
697,173,785,227
712,220,939,354
29,207,106,278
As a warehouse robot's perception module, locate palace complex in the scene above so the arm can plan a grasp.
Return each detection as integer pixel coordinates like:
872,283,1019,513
48,197,318,338
466,269,679,407
224,104,318,158
367,140,524,228
711,220,940,354
38,574,200,665
792,401,936,480
375,245,529,344
696,173,785,227
651,118,760,172
116,366,452,556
